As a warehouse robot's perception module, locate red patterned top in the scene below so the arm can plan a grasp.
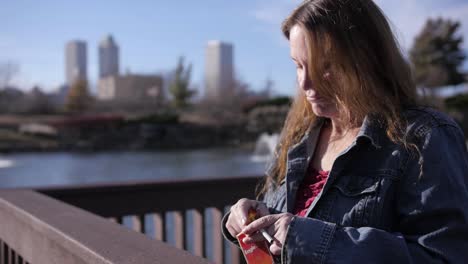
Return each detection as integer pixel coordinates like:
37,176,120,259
293,168,329,217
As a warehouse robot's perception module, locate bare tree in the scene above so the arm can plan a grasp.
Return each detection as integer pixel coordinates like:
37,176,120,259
0,61,20,88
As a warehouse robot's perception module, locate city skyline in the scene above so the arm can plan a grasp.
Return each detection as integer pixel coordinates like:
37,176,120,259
1,0,468,96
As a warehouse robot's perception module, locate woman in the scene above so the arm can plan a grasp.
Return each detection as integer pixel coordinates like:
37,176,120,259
222,0,468,263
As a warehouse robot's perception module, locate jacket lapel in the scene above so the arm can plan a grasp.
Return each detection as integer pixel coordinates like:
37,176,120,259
286,119,324,212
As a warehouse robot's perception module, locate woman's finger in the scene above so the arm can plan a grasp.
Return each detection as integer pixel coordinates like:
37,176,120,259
234,198,257,225
269,241,282,256
242,214,279,234
241,232,265,243
227,198,262,237
226,199,274,238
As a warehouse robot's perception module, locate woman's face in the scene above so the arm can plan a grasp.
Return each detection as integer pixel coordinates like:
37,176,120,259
289,25,339,119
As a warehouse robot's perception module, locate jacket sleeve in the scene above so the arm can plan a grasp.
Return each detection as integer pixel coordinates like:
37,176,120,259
221,150,282,245
221,212,239,245
283,124,468,264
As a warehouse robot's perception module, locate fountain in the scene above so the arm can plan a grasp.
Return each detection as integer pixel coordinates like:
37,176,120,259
0,158,14,169
251,133,279,162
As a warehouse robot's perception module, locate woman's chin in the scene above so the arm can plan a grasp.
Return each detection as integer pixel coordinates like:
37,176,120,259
310,103,336,118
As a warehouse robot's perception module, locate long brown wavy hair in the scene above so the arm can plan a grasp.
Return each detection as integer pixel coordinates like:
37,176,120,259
258,0,418,196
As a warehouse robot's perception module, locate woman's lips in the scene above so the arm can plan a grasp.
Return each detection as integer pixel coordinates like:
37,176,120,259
306,95,322,102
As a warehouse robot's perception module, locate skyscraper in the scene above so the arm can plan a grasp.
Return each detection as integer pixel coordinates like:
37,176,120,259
65,40,87,86
205,41,234,100
99,35,119,78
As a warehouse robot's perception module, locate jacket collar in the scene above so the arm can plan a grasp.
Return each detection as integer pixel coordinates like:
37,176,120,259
356,115,384,149
287,115,383,155
286,118,325,161
282,115,384,178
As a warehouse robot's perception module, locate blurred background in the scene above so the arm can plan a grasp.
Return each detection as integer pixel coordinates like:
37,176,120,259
0,0,466,188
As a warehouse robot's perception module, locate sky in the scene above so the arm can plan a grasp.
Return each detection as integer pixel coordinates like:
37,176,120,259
1,0,468,96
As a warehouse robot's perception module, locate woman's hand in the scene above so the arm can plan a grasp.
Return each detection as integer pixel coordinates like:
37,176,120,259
241,213,294,256
225,198,270,238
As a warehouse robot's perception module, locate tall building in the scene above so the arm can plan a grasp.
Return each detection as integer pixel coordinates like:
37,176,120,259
205,41,234,100
65,40,87,86
99,35,119,78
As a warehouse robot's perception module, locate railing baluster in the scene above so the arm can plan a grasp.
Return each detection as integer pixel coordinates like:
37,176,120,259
130,215,145,233
3,243,7,264
129,215,138,231
0,240,3,264
230,241,243,264
192,208,205,257
140,214,146,234
211,207,224,264
9,247,14,264
152,212,166,241
116,216,124,225
173,211,186,250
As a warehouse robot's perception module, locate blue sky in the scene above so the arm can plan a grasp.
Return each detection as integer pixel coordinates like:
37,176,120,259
1,0,468,96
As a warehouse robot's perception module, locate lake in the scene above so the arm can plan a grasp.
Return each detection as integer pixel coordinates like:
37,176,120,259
0,148,269,188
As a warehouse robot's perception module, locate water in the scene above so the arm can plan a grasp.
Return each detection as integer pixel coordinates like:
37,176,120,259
0,148,268,188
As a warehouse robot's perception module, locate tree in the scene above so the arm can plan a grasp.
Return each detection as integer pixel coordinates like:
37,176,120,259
169,57,196,108
410,18,466,93
259,76,274,98
27,86,55,114
65,79,91,112
0,61,20,88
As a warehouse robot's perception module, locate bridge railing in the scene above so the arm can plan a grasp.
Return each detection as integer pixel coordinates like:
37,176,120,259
0,189,209,264
0,176,261,264
34,176,261,264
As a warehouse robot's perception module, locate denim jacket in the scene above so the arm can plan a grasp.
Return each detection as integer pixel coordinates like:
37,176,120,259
222,107,468,264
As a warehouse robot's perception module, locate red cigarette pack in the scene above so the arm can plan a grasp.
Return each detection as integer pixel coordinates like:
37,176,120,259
237,233,274,264
236,208,273,264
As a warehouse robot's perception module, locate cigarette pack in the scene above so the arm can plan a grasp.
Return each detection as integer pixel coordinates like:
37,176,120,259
237,233,273,264
236,208,273,264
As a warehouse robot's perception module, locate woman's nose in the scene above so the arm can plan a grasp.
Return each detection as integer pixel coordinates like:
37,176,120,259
299,71,312,91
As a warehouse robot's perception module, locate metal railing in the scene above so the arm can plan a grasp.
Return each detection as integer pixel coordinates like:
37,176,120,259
0,176,261,264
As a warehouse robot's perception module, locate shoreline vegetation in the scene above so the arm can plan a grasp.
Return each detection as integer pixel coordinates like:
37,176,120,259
0,103,290,153
0,93,467,153
0,116,252,153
